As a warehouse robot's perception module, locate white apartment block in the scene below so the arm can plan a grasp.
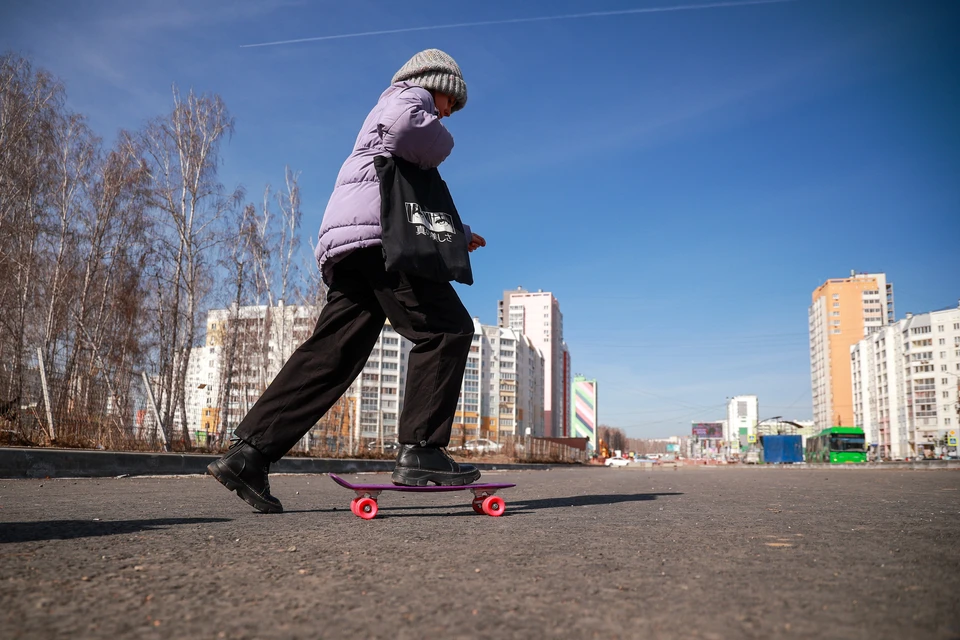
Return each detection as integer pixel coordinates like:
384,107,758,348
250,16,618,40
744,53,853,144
725,395,759,451
851,324,909,459
351,322,410,443
463,321,545,442
180,303,547,449
852,301,960,459
499,287,568,437
348,319,544,447
181,301,319,443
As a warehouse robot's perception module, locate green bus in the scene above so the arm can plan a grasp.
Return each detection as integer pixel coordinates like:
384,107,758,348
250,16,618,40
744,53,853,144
805,427,867,464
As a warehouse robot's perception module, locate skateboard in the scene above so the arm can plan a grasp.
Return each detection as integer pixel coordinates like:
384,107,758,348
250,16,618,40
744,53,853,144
329,473,516,520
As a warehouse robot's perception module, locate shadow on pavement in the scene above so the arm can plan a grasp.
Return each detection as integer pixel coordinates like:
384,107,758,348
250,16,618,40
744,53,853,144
512,492,683,510
0,517,232,544
395,492,685,518
285,492,684,518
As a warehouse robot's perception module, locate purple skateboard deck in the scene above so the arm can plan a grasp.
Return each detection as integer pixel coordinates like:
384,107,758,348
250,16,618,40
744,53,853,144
329,473,515,519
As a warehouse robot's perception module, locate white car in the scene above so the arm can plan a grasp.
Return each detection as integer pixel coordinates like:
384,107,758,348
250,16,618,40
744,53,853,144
462,438,503,454
604,456,631,467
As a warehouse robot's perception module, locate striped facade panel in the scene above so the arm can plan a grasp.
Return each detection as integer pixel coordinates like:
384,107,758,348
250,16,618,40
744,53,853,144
572,377,598,450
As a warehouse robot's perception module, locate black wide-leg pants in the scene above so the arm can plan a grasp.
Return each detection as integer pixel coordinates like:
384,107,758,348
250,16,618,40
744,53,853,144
234,247,475,462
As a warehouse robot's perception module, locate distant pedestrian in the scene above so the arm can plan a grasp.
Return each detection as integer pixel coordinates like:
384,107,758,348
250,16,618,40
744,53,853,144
208,49,486,513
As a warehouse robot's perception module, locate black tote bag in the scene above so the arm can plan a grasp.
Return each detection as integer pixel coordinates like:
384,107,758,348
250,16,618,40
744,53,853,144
374,155,473,286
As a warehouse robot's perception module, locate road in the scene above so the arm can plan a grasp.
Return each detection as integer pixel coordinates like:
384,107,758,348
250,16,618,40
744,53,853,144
2,466,959,639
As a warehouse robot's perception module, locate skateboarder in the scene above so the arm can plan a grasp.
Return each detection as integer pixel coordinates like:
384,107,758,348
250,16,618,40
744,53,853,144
208,49,486,514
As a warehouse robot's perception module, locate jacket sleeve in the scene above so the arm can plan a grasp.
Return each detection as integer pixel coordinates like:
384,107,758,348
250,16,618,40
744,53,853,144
378,87,454,169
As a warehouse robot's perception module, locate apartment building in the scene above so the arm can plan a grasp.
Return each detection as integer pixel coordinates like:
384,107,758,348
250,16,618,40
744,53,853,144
352,322,410,444
851,323,908,459
183,301,319,443
725,395,759,452
498,287,569,437
452,320,544,443
809,272,894,431
852,301,960,459
572,375,599,451
349,318,544,447
183,304,548,450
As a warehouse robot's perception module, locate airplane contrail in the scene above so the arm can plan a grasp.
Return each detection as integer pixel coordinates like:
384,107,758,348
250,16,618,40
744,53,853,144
240,0,798,48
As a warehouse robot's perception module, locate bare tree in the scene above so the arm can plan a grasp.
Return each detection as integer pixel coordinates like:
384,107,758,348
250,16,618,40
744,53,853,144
212,202,260,447
599,424,627,455
63,131,152,445
1,53,328,454
274,167,302,306
268,168,303,377
0,53,63,429
141,86,242,448
1,53,154,447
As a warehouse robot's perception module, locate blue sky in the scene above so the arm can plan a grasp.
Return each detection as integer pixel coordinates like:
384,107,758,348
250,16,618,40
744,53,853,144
2,0,957,438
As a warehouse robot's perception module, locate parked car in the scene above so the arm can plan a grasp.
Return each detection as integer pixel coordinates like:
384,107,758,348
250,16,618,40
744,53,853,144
743,450,760,464
462,438,503,454
604,456,631,467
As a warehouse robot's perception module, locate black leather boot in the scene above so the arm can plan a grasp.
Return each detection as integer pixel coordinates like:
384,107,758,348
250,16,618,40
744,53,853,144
207,439,283,513
391,444,482,486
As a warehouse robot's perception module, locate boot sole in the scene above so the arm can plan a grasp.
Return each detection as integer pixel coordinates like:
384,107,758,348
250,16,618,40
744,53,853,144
207,460,283,514
391,467,482,487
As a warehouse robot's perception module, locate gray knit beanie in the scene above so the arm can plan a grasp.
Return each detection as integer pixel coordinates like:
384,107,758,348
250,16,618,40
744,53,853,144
392,49,467,112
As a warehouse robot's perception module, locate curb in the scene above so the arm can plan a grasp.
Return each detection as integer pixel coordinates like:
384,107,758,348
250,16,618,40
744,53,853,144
677,461,960,470
0,447,561,479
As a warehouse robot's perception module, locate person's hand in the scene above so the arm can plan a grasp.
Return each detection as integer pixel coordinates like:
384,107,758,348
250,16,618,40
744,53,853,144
467,232,486,253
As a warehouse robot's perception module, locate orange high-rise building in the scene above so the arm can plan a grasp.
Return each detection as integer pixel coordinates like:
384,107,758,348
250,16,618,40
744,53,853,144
809,272,894,431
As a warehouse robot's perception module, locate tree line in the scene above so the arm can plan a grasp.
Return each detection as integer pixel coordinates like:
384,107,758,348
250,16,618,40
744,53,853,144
0,52,320,450
598,424,677,457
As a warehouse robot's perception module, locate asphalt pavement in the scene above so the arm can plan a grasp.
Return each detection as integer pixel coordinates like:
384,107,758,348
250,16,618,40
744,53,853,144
1,466,959,639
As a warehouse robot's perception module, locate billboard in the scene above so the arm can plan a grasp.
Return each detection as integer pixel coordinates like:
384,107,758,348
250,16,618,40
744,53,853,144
692,422,723,439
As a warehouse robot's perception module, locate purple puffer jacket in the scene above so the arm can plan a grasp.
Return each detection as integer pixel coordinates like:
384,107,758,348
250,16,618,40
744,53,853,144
315,82,468,284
